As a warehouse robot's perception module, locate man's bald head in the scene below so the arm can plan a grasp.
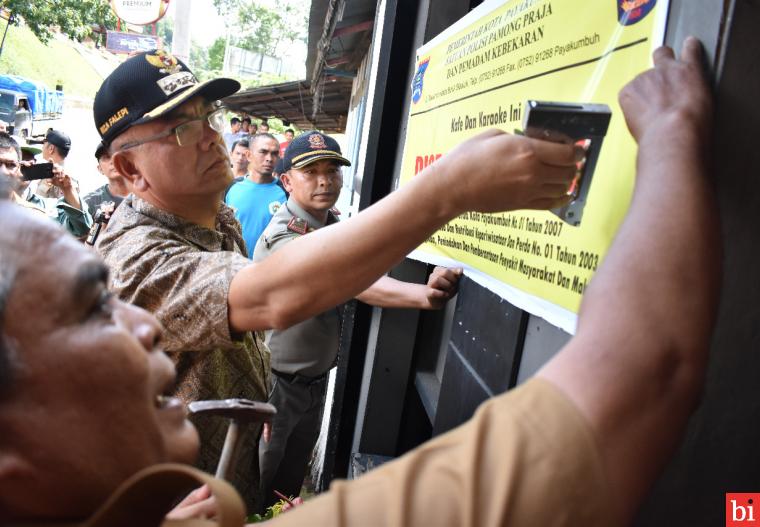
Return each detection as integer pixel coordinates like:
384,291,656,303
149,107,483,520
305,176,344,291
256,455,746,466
0,197,67,395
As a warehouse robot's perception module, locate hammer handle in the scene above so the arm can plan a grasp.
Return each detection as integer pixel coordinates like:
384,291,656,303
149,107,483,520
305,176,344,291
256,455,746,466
215,420,240,480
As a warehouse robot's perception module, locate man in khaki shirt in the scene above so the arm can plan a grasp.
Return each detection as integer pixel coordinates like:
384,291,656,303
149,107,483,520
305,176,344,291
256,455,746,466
89,48,577,513
254,131,461,509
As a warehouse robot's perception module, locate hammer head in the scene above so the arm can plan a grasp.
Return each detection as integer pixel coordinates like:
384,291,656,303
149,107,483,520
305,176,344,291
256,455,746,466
187,399,276,423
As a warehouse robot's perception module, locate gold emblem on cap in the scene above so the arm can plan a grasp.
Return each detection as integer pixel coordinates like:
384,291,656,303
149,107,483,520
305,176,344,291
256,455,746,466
308,133,326,150
145,50,183,74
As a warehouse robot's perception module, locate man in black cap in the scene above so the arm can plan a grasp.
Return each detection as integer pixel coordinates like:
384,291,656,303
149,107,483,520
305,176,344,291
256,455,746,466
34,128,81,204
42,129,71,164
253,131,461,509
83,142,130,219
36,129,71,199
92,49,576,512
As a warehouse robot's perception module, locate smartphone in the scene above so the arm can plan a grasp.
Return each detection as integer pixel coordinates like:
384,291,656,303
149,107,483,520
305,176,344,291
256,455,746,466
20,162,55,181
522,101,611,227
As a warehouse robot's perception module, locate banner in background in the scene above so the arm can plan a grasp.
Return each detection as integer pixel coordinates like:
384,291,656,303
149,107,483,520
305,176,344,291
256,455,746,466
400,0,668,333
106,30,162,54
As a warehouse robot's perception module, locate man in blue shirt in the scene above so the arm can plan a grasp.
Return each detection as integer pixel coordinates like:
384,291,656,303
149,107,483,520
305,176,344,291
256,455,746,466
225,133,286,257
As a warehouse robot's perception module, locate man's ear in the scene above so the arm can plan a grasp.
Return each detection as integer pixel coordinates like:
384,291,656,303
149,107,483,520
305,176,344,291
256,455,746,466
111,151,148,192
280,171,293,193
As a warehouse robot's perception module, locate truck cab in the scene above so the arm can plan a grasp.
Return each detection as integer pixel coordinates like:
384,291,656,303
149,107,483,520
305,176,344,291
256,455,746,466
0,76,63,139
0,89,32,137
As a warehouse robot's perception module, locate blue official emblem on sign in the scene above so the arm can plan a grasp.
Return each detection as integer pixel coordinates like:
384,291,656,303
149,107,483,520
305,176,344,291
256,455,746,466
411,58,430,104
617,0,656,26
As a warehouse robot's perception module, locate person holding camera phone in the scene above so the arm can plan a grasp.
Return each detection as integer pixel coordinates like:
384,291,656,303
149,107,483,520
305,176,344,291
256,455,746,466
0,132,92,238
35,129,70,199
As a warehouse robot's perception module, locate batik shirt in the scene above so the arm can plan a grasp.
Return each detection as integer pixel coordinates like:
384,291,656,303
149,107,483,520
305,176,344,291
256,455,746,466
96,195,271,512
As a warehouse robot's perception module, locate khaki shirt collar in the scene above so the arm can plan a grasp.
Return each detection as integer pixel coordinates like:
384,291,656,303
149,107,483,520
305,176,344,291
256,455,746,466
285,197,339,230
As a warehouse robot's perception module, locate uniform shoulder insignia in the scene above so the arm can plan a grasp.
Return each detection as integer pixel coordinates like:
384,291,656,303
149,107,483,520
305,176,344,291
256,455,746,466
329,207,341,216
287,217,309,235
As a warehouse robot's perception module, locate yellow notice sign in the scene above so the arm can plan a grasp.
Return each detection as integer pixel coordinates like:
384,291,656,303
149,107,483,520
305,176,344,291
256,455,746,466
401,0,668,333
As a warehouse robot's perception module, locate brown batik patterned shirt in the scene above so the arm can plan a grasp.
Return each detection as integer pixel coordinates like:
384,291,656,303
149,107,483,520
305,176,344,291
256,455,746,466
96,195,271,513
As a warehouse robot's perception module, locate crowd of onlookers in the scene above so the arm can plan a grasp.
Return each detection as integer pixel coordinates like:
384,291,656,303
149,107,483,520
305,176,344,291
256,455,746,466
0,109,297,251
222,115,294,154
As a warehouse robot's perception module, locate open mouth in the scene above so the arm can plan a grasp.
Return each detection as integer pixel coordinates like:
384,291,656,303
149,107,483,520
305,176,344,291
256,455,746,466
155,378,184,412
155,393,184,410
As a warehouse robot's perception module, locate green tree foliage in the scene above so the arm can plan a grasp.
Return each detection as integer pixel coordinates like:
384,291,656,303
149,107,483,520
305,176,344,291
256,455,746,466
189,40,209,72
212,0,307,57
0,0,117,44
207,36,226,71
155,17,173,48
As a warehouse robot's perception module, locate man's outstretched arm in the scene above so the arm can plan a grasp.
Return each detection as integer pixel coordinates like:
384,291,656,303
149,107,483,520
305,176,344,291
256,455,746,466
538,37,720,522
230,133,577,331
355,267,462,310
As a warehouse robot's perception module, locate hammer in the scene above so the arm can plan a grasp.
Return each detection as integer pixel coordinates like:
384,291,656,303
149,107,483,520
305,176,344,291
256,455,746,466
188,398,276,480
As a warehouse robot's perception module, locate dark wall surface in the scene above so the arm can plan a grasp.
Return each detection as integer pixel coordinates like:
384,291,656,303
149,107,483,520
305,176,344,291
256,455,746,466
433,276,527,435
636,0,760,524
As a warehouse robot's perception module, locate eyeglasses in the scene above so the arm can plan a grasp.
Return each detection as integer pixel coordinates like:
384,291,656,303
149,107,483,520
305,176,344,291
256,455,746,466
118,108,226,151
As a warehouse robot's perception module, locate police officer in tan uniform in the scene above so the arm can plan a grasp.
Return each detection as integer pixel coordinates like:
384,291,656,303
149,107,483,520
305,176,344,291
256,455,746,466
253,131,462,509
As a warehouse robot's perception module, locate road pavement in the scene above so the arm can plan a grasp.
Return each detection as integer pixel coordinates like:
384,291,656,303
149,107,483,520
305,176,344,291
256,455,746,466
58,99,106,197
